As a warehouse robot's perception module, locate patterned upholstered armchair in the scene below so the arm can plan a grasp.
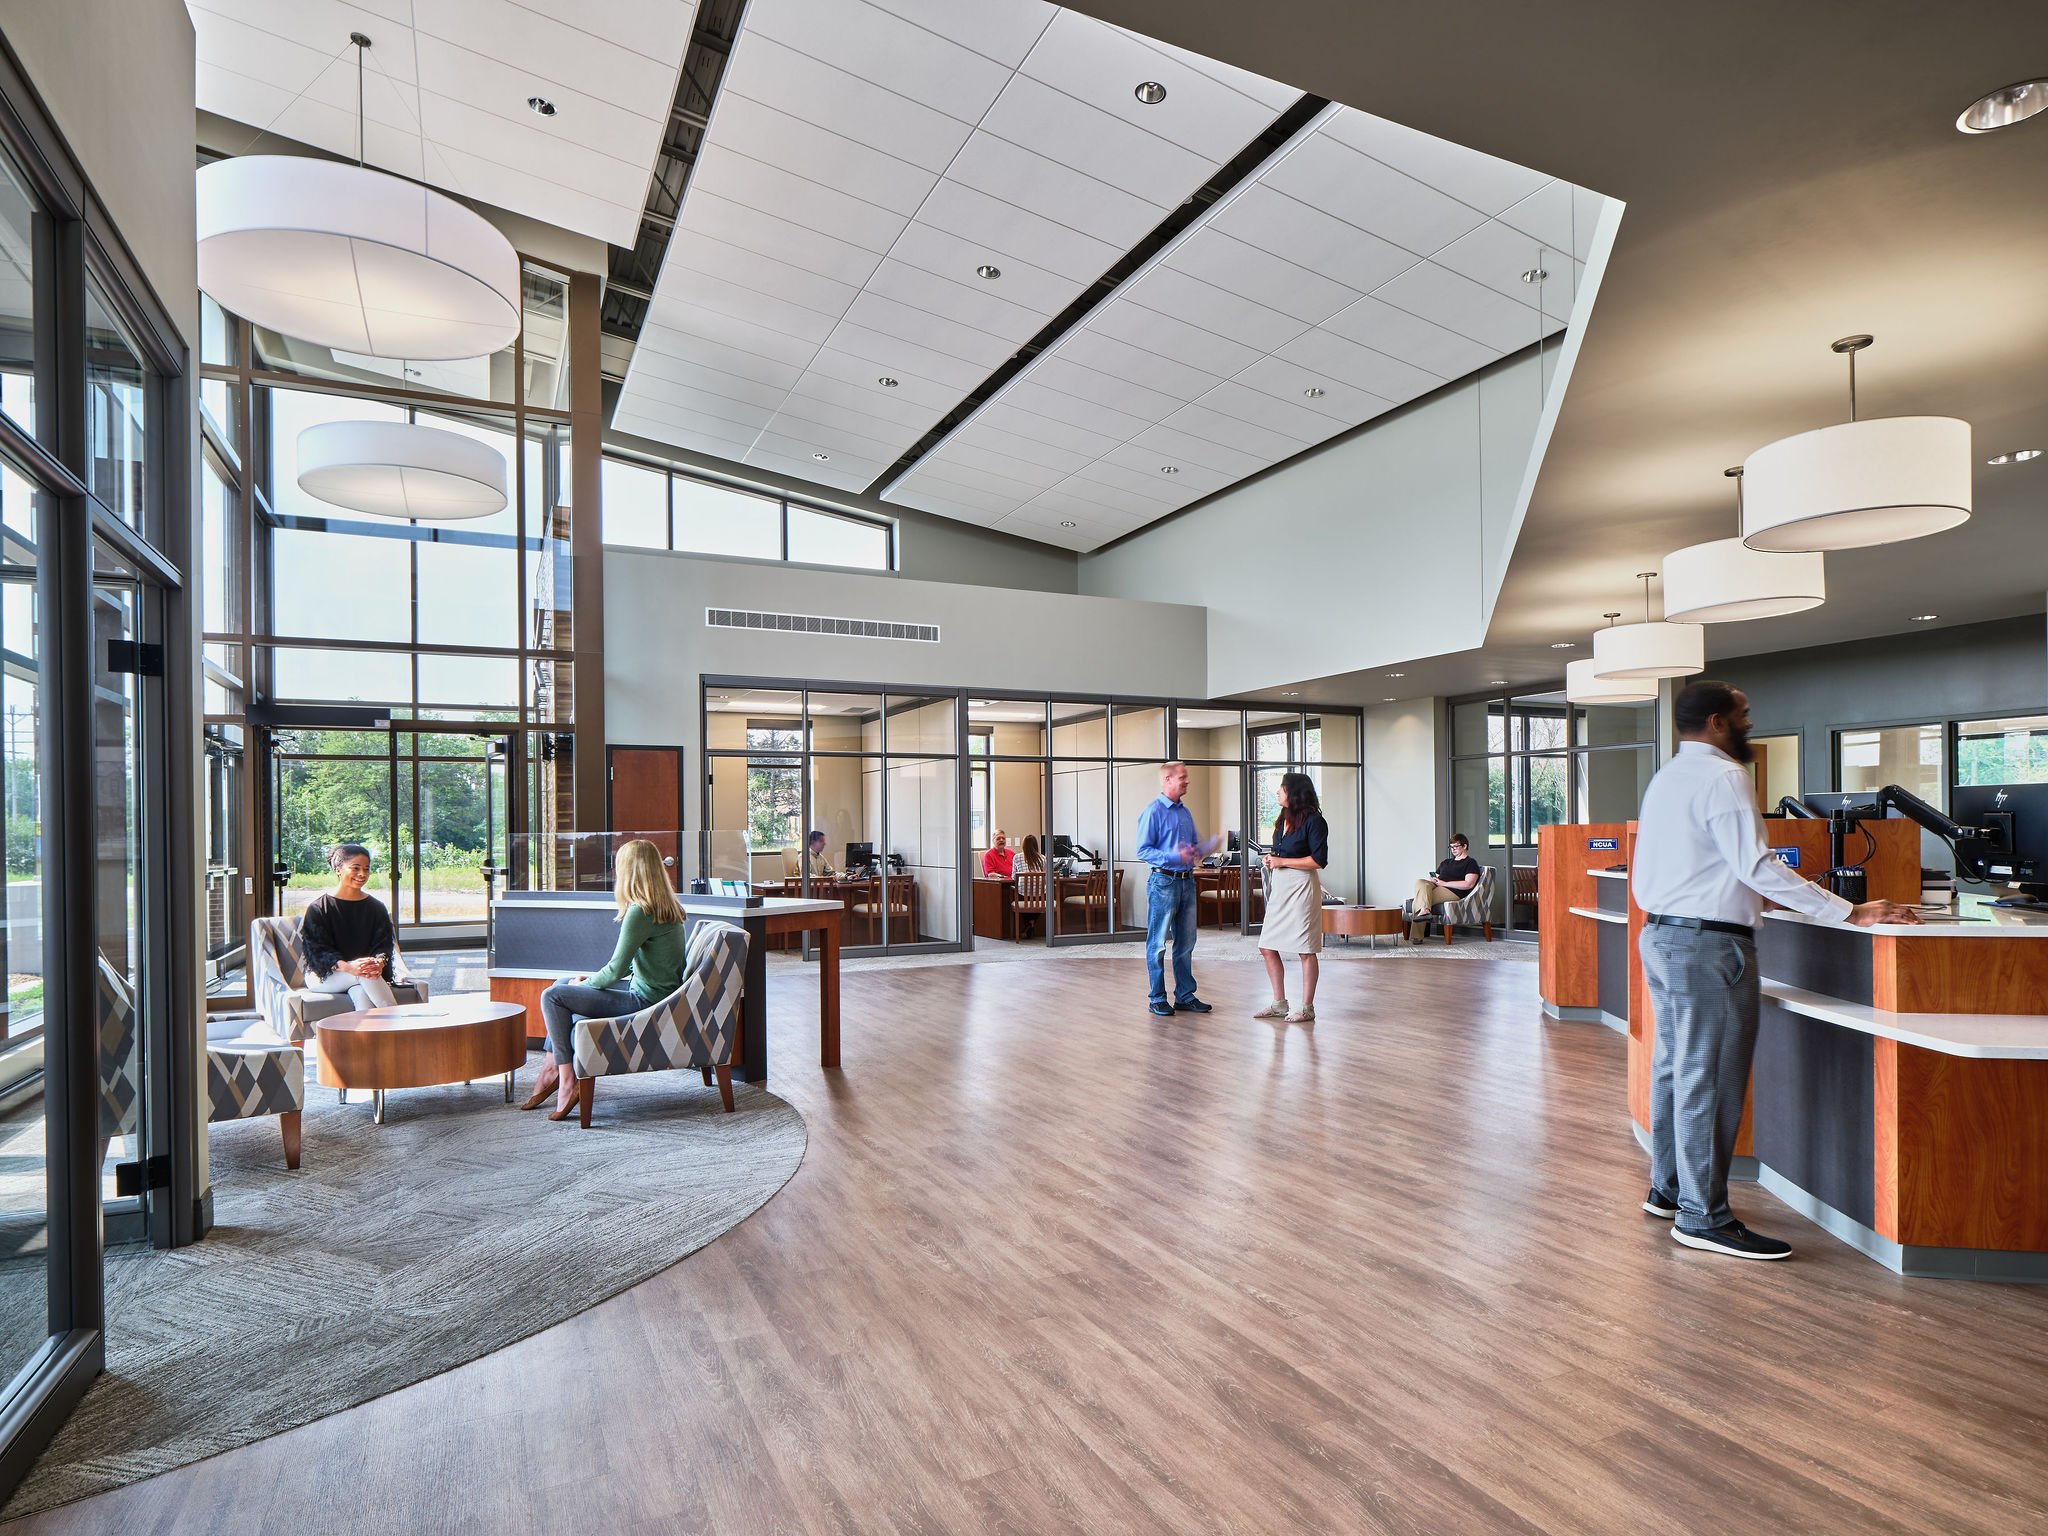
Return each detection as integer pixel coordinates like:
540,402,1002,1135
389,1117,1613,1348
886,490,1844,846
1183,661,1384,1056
1439,864,1498,944
569,920,749,1127
97,955,140,1153
206,1017,305,1169
249,914,427,1044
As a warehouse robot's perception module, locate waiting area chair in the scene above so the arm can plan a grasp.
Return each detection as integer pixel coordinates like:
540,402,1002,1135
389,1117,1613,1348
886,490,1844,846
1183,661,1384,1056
249,914,427,1044
1410,864,1498,944
206,1017,305,1169
569,920,748,1126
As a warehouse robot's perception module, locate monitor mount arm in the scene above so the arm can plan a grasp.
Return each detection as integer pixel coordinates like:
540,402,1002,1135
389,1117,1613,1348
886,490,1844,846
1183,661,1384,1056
1815,785,2009,884
1776,796,1819,819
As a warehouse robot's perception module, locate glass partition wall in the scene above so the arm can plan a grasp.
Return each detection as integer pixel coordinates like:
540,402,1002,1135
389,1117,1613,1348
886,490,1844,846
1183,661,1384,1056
709,681,1363,954
1448,687,1655,938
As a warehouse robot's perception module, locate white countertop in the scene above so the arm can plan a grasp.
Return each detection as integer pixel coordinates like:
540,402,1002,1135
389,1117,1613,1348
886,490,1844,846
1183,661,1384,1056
1764,900,2048,939
1763,981,2048,1060
493,895,843,918
1568,904,1627,926
1588,868,1629,881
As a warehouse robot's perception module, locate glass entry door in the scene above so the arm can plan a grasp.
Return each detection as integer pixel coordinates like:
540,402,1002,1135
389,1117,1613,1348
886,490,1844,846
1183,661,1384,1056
272,727,512,936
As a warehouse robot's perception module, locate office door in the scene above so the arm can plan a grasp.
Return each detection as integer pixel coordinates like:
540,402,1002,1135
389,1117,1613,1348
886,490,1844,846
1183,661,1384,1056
608,745,684,871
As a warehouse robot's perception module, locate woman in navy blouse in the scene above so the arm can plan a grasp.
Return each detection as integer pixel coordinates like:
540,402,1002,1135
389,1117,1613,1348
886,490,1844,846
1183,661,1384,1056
1256,772,1329,1023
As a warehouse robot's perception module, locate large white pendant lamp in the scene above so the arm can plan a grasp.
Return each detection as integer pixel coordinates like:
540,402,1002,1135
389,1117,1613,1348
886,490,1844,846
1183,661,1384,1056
1663,467,1827,622
196,34,520,362
1741,335,1971,552
297,421,508,520
1568,618,1658,703
1593,573,1705,680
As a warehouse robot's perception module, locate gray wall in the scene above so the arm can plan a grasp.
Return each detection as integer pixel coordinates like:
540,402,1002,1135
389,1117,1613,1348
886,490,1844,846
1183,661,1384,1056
603,415,1081,595
1363,698,1443,908
1724,615,2046,800
1,0,198,347
1077,347,1556,699
604,547,1206,768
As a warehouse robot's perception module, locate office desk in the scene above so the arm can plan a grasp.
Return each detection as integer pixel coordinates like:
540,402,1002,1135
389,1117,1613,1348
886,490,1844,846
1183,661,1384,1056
488,895,841,1084
765,875,922,945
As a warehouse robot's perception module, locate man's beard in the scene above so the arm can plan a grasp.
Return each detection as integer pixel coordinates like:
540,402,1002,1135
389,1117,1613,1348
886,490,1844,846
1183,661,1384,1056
1727,723,1754,764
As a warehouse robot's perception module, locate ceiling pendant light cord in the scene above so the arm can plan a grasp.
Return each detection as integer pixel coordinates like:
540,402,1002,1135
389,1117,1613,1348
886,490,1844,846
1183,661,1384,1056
235,37,357,156
355,32,366,167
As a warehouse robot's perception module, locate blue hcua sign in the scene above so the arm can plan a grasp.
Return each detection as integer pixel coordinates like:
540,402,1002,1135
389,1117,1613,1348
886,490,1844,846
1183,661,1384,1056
1588,837,1619,851
1769,846,1801,868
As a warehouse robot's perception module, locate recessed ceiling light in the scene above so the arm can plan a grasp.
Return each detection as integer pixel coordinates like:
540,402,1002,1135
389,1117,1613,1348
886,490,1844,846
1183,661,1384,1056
877,376,898,388
527,96,556,117
975,264,1000,280
1059,520,1076,528
1987,448,2041,464
1279,691,1299,697
1304,386,1325,398
1521,267,1548,284
1910,613,1939,622
812,452,829,461
1134,81,1167,105
1387,672,1405,678
1551,642,1575,649
1160,465,1178,474
1489,680,1508,687
1957,79,2048,134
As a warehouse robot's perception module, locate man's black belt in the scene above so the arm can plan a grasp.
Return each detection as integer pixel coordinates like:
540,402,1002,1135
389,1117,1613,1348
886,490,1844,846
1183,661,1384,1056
1646,913,1753,937
1151,868,1194,878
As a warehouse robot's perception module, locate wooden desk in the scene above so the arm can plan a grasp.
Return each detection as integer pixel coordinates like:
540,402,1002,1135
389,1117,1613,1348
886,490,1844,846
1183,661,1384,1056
973,877,1016,940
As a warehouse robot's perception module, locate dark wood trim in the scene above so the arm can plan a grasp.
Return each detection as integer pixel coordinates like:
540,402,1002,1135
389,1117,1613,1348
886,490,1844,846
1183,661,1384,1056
569,269,606,832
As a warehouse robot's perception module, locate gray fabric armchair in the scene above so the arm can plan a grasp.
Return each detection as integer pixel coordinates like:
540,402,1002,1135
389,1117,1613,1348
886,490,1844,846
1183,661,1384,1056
250,914,427,1044
569,920,748,1126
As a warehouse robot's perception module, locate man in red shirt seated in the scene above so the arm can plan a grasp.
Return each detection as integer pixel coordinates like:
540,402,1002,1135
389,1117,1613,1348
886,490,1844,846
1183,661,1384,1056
981,829,1016,879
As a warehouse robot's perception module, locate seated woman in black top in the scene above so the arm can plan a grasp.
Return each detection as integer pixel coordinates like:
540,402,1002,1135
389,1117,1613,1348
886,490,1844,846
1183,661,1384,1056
1256,772,1331,1023
299,842,399,1010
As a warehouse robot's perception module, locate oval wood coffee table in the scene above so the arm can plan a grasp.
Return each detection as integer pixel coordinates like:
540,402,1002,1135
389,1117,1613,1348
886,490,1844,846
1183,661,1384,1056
316,999,527,1125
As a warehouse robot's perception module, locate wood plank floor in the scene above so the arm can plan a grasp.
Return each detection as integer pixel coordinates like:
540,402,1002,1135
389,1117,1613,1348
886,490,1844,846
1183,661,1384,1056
13,951,2048,1533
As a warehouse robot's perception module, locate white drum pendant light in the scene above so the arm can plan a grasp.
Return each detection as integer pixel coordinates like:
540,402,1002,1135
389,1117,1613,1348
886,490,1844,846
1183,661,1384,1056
297,421,508,520
196,34,520,361
1568,618,1657,704
1593,573,1705,680
1741,335,1971,552
1663,467,1827,622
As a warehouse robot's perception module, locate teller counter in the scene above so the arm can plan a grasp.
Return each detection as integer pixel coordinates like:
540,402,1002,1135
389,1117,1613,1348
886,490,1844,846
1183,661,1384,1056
1539,819,2048,1281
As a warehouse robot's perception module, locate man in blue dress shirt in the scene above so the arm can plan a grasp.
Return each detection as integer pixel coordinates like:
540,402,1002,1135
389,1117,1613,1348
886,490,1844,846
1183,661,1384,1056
1136,761,1214,1017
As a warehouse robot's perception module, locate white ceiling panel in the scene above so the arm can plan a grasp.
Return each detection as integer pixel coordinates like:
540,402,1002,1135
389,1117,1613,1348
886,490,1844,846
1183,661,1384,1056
615,0,1299,491
1317,108,1550,217
1205,184,1420,295
630,351,793,412
950,420,1097,475
190,0,694,246
719,33,972,174
888,102,1599,549
1101,23,1301,113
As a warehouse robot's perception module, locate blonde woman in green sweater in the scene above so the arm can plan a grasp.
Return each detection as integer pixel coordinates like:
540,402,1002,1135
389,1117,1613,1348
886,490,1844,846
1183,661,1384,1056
525,839,688,1119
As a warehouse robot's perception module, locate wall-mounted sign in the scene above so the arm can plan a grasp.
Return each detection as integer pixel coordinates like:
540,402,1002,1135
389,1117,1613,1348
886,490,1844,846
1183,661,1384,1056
1769,846,1801,868
1588,837,1619,851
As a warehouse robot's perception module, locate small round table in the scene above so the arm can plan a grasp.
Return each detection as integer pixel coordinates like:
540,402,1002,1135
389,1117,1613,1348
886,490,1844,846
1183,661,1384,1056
315,999,527,1125
1321,906,1405,949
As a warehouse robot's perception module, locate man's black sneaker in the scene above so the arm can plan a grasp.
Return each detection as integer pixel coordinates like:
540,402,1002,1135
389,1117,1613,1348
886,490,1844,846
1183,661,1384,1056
1147,1002,1174,1017
1671,1221,1792,1260
1642,1189,1679,1219
1175,997,1213,1014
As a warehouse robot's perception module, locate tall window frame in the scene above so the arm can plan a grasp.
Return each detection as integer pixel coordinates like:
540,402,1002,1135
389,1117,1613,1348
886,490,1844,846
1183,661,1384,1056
598,449,897,572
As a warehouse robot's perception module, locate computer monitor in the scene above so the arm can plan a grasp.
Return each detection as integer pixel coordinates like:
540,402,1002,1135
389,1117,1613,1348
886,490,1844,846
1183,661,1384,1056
1226,831,1241,852
845,840,875,870
1800,791,1884,818
1052,834,1076,860
1950,783,2046,894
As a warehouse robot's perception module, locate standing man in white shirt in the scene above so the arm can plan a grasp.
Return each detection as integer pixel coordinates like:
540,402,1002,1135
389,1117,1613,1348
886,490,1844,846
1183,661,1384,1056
1632,681,1920,1260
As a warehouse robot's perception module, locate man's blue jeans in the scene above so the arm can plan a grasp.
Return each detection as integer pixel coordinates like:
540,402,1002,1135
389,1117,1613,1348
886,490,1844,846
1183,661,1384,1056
1145,869,1199,1007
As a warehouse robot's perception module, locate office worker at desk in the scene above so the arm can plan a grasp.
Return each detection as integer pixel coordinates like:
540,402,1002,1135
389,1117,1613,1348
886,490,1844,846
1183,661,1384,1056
1633,681,1918,1261
805,829,836,880
982,828,1015,879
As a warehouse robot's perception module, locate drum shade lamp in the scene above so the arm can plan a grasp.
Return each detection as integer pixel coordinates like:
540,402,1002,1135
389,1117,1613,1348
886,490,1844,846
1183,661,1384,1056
297,421,507,520
1566,620,1657,704
1741,336,1971,552
1663,468,1827,622
195,35,520,361
1593,574,1705,680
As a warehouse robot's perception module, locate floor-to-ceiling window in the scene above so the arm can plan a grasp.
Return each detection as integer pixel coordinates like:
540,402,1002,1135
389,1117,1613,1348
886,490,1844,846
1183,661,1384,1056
1449,687,1655,937
200,260,585,971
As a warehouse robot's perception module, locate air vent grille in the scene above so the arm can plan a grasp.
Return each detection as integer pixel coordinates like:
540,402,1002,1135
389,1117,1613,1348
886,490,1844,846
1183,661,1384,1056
706,608,940,643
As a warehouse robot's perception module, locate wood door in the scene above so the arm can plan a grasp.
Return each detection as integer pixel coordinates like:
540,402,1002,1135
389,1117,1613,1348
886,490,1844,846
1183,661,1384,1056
608,746,684,872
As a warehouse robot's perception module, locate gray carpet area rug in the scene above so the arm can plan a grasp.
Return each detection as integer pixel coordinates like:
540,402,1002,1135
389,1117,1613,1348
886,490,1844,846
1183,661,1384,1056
2,1071,807,1521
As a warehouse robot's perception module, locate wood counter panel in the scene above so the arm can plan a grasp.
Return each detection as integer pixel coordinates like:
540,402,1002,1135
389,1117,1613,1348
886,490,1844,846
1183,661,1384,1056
1872,935,2048,1014
489,974,554,1045
1537,822,1625,1009
1755,819,1918,905
1876,1039,2048,1251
